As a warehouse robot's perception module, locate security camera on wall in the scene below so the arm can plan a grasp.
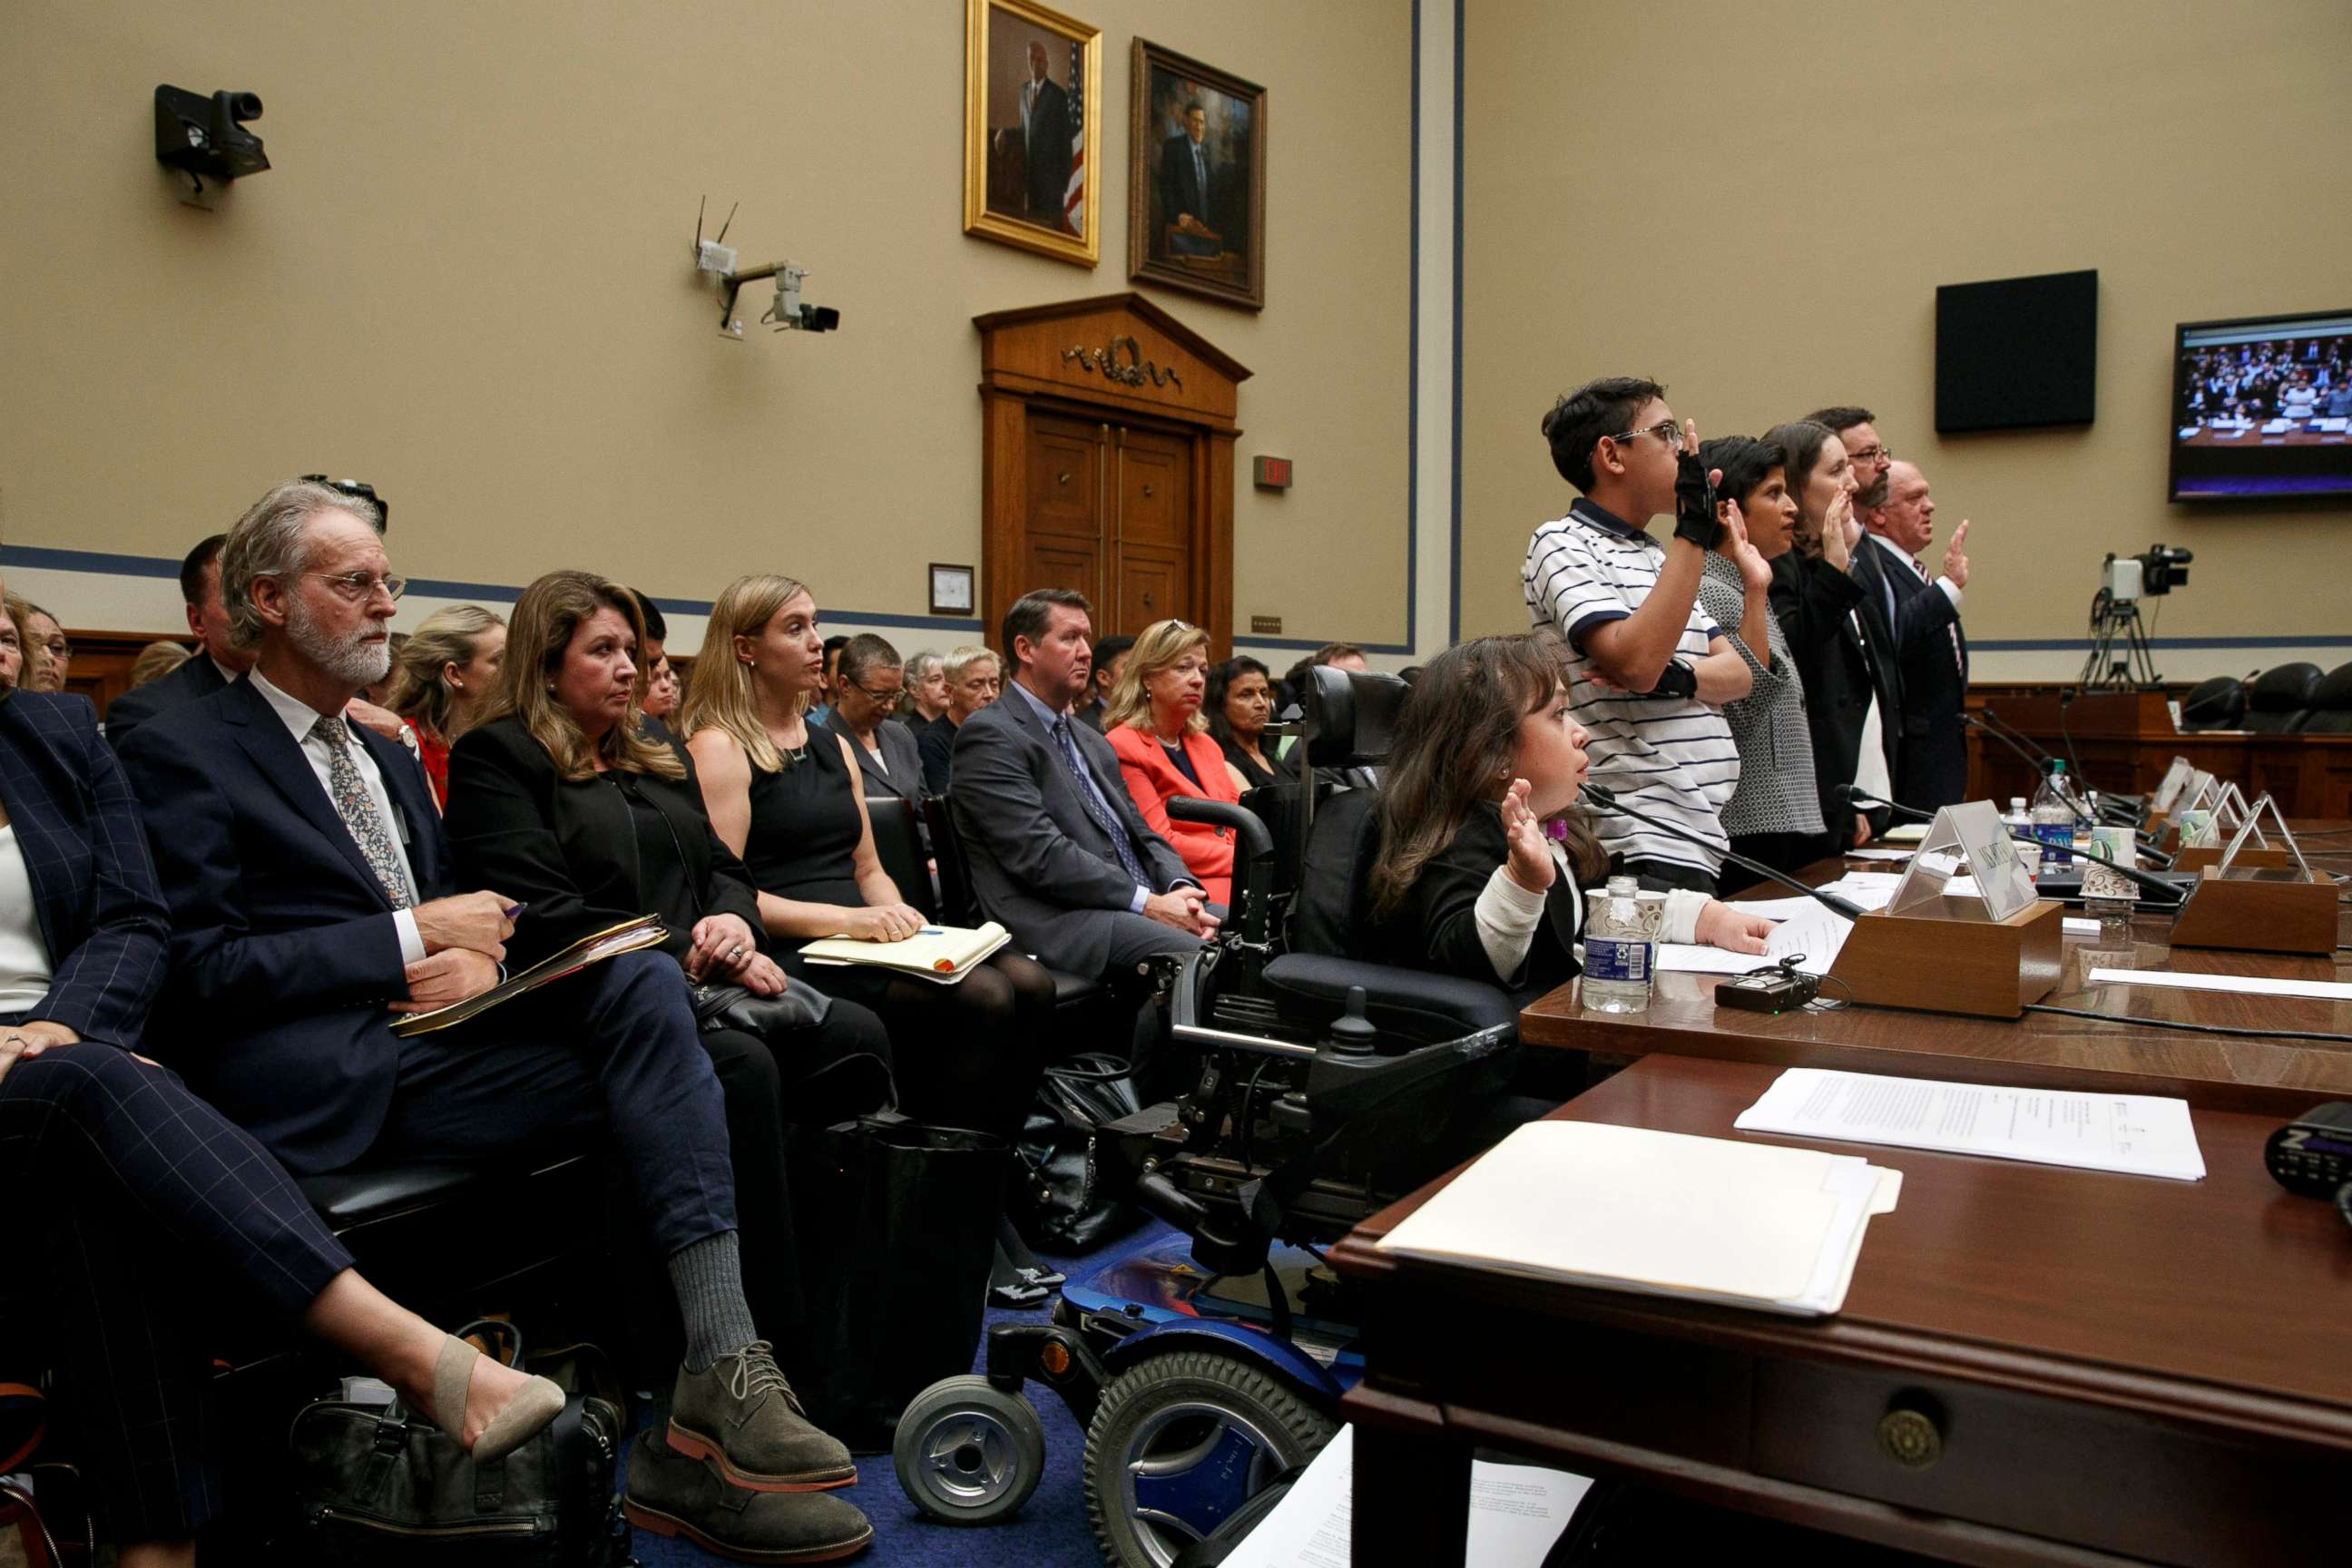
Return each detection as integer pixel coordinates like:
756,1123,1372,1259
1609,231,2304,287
154,84,270,196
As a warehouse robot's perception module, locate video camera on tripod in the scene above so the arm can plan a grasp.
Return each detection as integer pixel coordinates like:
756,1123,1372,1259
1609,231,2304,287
2085,544,2194,689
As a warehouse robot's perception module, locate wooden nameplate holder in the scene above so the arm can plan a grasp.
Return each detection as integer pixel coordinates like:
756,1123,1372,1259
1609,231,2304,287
1828,899,2066,1020
2169,869,2337,956
2173,844,2288,873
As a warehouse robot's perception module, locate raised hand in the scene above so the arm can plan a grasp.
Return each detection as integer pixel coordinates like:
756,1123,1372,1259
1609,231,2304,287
1721,499,1772,592
1942,518,1971,588
1821,489,1855,570
1500,778,1555,894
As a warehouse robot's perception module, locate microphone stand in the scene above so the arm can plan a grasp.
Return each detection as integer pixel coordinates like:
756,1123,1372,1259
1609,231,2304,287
1579,783,1870,921
1847,788,2187,904
1963,712,2171,859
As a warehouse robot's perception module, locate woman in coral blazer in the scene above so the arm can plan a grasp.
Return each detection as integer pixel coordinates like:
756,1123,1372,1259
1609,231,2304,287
1103,619,1246,906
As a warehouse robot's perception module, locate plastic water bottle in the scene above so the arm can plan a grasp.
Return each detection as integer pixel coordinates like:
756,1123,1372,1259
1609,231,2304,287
2029,761,2076,877
1582,876,1656,1014
2005,797,2034,882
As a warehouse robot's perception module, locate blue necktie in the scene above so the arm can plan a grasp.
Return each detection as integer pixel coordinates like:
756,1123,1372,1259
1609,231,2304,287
1054,716,1149,885
1192,145,1208,209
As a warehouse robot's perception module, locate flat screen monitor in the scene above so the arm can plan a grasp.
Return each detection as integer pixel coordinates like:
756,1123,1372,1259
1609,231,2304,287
2170,309,2352,501
1934,270,2098,433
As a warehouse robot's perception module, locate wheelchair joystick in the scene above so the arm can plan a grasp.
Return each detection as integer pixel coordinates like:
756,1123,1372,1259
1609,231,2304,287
1322,985,1378,1057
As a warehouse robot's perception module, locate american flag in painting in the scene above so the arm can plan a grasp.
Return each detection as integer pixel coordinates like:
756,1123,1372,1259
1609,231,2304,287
1063,40,1084,232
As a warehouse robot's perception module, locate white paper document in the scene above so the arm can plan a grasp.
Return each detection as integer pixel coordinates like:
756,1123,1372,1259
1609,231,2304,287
2063,916,2100,936
1376,1120,1900,1316
1735,1068,2206,1181
2085,967,2352,1004
1658,900,1850,975
1847,847,1914,861
1227,1425,1593,1568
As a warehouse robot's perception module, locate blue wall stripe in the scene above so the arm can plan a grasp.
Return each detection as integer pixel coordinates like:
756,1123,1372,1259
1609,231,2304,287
0,544,986,634
1975,634,2352,652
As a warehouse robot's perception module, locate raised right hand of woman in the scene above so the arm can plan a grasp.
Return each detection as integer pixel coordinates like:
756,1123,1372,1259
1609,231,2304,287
1500,778,1555,895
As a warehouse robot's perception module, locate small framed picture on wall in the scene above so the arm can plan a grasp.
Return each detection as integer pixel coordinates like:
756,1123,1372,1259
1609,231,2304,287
1128,39,1267,310
929,564,976,617
964,0,1102,267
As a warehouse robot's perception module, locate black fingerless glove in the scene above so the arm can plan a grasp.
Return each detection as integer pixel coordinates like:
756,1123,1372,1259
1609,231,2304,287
1643,660,1698,701
1671,451,1720,549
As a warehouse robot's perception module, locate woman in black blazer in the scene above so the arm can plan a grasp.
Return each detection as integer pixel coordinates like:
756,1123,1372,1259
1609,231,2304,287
1367,635,1766,1006
1,604,564,1561
442,571,891,1345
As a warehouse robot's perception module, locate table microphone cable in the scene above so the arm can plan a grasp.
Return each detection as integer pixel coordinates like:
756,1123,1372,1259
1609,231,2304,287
1847,788,2189,902
2021,1004,2352,1048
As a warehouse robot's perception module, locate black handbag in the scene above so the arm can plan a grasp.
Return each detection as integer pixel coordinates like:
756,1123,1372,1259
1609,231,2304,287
1010,1053,1149,1252
288,1320,632,1565
689,977,830,1034
788,1114,1008,1453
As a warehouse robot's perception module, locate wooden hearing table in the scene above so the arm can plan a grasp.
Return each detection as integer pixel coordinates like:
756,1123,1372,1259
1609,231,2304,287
1518,830,2352,1117
1329,1054,2352,1566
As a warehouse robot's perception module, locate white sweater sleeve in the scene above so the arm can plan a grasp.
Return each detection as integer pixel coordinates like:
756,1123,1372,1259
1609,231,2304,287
1473,865,1550,985
1661,887,1708,946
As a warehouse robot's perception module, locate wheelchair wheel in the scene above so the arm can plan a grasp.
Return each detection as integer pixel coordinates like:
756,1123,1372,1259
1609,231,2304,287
1083,1348,1339,1568
892,1375,1045,1526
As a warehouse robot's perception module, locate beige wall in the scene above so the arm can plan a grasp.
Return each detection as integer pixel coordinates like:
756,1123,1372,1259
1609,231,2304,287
0,0,1411,653
1460,0,2352,678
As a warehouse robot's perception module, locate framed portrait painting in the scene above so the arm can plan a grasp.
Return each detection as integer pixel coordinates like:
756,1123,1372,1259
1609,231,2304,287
964,0,1102,267
1128,40,1266,310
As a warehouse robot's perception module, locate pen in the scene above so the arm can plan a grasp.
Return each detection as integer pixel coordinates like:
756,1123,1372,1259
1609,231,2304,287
504,903,527,920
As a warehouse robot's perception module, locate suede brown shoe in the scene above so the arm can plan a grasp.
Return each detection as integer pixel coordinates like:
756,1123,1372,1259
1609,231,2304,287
625,1432,873,1563
668,1341,856,1492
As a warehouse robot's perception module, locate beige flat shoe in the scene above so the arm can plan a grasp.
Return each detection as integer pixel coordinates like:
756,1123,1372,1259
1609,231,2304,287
433,1333,566,1465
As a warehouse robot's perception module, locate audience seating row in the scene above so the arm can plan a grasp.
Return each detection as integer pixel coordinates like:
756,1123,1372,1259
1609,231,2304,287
2180,660,2352,734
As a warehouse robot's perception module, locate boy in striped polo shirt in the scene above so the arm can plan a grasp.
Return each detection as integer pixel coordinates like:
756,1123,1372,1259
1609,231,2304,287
1522,377,1772,894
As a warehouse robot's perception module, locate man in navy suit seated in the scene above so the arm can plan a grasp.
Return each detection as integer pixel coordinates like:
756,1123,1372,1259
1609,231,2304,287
117,480,867,1550
101,534,254,746
949,588,1218,981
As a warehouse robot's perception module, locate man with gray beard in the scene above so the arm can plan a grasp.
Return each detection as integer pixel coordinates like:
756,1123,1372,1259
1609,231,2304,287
117,479,867,1554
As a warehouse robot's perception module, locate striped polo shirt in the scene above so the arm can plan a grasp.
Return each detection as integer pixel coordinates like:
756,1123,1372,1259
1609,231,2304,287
1523,497,1740,877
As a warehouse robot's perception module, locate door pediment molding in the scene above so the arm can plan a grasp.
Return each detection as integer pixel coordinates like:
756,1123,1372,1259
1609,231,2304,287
975,292,1252,427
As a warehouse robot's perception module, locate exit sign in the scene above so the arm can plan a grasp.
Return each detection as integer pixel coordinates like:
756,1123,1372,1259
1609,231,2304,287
1253,456,1293,490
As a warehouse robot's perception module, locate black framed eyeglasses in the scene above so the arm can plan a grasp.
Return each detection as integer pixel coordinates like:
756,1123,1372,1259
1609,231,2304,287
1606,419,1681,450
1846,444,1892,466
850,680,906,706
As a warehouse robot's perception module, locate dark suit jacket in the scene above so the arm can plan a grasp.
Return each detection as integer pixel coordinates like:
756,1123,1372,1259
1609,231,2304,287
1374,804,1583,1006
1159,132,1214,230
102,647,227,748
443,715,766,973
1021,76,1072,221
918,715,958,797
1772,551,1902,838
1858,537,1970,809
824,712,925,808
0,692,170,1047
948,689,1195,976
116,677,446,1172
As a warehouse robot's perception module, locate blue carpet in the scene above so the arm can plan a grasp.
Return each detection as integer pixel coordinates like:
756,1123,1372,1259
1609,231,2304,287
629,1220,1181,1566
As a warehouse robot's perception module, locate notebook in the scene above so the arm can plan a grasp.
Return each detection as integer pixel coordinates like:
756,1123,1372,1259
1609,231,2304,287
391,914,669,1036
1376,1120,1900,1317
798,920,1013,984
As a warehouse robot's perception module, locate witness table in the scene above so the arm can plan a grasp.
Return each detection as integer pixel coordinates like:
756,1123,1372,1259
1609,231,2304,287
1330,1054,2352,1567
1520,838,2352,1117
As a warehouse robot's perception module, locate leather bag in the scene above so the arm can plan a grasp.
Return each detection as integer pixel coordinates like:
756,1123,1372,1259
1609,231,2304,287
288,1320,631,1565
1010,1053,1148,1251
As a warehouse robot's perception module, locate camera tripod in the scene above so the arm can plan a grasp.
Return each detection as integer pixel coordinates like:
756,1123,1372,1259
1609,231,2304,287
2081,588,2162,690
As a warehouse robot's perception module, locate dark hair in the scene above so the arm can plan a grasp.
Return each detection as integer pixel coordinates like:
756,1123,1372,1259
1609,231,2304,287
1695,436,1788,512
837,632,901,686
1313,642,1365,667
1091,633,1136,687
1541,377,1665,492
1369,633,1607,922
1204,655,1272,745
179,534,228,607
1760,422,1838,553
1002,588,1093,669
626,589,668,644
1801,405,1874,437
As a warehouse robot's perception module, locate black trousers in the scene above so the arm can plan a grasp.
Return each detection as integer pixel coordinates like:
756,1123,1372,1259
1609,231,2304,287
0,1038,352,1544
1612,856,1719,897
777,949,1052,1143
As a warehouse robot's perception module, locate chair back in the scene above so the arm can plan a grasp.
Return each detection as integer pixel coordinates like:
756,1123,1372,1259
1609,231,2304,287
2179,674,2246,731
1303,665,1412,768
864,795,936,921
2299,661,2352,735
2245,662,2321,734
923,795,983,925
1288,788,1384,959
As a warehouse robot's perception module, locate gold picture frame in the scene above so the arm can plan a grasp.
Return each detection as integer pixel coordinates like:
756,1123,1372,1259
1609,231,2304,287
963,0,1102,267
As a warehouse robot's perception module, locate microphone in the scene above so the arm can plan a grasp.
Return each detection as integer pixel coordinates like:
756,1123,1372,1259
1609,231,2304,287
1962,713,2095,825
1579,783,1870,921
1846,788,2187,904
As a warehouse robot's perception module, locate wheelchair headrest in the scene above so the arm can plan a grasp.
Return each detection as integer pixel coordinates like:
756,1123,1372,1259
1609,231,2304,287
1305,666,1411,767
1289,787,1383,958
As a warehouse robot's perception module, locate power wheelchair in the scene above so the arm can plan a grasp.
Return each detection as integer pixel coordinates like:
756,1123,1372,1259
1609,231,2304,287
893,666,1556,1568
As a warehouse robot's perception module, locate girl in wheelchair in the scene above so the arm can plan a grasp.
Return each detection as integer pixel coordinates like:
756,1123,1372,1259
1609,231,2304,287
1368,632,1770,1003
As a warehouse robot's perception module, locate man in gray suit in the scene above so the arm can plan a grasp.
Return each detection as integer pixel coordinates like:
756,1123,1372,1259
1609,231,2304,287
950,589,1218,978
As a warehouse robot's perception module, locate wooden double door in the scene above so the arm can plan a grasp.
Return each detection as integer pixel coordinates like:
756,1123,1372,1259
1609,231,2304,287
1023,413,1196,637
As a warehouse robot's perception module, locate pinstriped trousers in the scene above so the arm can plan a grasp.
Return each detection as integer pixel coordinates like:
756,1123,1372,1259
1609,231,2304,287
0,1036,353,1543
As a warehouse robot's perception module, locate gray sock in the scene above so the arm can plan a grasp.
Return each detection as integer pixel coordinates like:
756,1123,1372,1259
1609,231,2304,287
669,1230,759,1373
